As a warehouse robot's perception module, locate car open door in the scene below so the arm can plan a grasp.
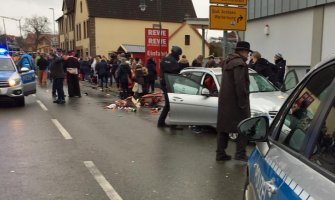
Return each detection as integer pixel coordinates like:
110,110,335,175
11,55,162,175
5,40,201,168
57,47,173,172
281,70,299,93
164,74,218,126
20,67,36,96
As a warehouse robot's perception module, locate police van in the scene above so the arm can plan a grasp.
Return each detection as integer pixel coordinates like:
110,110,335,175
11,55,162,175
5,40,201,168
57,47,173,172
0,48,36,106
238,55,335,200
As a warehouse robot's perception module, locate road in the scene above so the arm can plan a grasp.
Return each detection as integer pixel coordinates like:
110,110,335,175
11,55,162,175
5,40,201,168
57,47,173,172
0,83,248,200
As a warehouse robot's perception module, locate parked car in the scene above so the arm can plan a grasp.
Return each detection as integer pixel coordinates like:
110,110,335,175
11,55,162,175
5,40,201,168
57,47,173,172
0,48,36,106
239,55,335,200
164,67,298,139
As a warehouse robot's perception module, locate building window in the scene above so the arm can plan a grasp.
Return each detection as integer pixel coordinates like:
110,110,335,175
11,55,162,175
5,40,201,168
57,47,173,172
83,21,86,38
86,20,89,38
80,1,83,13
185,35,190,45
79,23,82,40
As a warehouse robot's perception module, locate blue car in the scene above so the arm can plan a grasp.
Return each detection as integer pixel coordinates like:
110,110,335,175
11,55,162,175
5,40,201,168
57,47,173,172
239,55,335,200
0,49,36,106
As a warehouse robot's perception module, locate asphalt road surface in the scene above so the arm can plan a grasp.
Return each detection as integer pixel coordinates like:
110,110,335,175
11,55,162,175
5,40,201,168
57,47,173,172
0,82,248,200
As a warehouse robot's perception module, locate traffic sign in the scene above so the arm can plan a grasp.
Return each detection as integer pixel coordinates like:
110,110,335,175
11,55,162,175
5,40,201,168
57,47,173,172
210,0,247,6
209,6,247,31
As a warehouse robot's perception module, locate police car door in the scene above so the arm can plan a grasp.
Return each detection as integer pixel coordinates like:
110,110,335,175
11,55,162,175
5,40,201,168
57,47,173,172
19,63,36,96
251,63,335,200
164,74,217,126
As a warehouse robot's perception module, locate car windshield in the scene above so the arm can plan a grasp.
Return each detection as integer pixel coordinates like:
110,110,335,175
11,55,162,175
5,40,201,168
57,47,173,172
249,73,277,92
0,58,16,71
216,73,278,93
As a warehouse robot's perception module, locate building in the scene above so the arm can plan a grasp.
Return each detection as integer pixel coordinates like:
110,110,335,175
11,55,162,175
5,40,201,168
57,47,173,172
24,33,59,53
57,0,209,62
245,0,335,80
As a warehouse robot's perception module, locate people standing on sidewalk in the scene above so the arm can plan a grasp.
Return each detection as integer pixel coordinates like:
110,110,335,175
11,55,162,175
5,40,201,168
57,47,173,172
146,57,157,93
274,53,286,88
63,51,81,97
179,55,190,69
157,46,183,128
205,55,216,68
191,55,203,67
133,58,145,98
36,54,49,86
49,53,65,104
96,57,109,90
117,57,132,99
216,41,252,162
80,57,91,81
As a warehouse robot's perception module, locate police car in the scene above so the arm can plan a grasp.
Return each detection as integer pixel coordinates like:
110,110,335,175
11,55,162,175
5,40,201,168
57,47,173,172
238,55,335,200
0,48,36,106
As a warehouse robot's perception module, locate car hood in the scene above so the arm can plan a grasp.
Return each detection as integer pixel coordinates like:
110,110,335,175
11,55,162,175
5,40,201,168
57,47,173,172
0,71,14,81
250,91,288,112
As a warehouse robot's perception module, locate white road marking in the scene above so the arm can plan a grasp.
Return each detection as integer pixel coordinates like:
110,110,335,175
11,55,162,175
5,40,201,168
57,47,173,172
36,100,48,111
51,119,73,140
84,161,123,200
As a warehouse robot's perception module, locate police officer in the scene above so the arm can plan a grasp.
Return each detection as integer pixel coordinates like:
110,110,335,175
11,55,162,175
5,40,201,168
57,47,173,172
157,46,183,127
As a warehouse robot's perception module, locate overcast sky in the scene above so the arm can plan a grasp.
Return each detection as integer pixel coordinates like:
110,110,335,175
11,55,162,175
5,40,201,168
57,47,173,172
0,0,221,38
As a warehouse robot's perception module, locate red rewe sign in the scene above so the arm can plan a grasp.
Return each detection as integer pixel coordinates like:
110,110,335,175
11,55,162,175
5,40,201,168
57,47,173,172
145,28,169,76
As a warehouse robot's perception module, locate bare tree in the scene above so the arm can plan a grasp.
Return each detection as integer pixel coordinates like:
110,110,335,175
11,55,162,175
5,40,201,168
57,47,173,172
22,15,50,51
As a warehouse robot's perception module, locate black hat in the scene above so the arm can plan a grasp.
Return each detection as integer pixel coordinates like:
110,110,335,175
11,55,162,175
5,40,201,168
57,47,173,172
171,46,182,56
233,41,253,52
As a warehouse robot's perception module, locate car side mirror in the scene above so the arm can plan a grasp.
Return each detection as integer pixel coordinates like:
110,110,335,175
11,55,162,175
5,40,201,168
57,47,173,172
20,67,30,73
281,70,299,92
238,116,269,142
201,88,210,97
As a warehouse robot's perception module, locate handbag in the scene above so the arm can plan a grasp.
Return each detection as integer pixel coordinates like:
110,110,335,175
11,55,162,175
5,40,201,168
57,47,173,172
132,83,139,92
67,68,78,75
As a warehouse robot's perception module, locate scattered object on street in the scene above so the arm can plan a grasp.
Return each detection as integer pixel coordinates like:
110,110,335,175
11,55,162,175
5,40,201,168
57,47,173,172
84,92,88,96
140,93,163,107
132,96,141,108
115,99,128,107
106,104,117,109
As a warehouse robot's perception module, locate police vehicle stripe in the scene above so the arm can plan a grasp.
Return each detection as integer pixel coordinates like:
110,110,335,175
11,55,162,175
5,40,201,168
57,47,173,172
264,157,313,200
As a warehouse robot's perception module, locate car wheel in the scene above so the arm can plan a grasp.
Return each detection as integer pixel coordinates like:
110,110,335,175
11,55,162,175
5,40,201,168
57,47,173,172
16,97,25,107
229,132,239,141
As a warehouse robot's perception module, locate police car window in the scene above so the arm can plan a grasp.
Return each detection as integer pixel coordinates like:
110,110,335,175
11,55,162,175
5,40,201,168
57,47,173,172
181,72,204,84
310,101,335,175
276,65,335,152
166,75,202,95
0,58,16,71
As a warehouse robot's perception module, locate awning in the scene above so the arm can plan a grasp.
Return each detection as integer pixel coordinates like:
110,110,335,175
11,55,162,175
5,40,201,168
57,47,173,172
118,44,145,53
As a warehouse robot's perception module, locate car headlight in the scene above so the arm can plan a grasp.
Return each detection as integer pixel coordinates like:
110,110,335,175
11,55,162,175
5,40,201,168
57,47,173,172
251,109,266,117
8,78,21,87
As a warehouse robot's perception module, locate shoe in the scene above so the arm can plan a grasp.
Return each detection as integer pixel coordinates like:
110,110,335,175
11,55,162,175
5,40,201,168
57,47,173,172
157,123,166,128
190,126,202,134
57,100,66,104
216,154,232,161
52,94,57,98
234,155,248,162
53,100,60,103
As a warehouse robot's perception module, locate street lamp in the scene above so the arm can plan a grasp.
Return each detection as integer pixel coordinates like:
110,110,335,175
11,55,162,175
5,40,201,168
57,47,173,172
49,8,56,48
139,0,162,60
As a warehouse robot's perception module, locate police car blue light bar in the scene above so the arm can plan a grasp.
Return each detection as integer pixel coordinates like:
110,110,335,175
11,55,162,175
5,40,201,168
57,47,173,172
0,48,8,55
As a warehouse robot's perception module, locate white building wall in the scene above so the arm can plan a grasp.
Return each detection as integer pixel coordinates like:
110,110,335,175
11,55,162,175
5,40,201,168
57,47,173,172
322,4,335,60
245,9,314,66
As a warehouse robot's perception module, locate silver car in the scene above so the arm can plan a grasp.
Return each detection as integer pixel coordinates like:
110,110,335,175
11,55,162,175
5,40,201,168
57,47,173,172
164,67,298,138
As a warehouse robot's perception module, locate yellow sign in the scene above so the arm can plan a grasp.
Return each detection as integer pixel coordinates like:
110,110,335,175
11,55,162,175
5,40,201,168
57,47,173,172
210,0,247,6
210,6,247,31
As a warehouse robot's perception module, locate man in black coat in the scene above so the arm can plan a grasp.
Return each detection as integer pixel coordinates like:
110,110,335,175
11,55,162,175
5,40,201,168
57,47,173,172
63,51,81,97
216,41,252,162
274,53,286,87
250,51,277,85
49,53,65,104
96,58,109,89
157,46,183,127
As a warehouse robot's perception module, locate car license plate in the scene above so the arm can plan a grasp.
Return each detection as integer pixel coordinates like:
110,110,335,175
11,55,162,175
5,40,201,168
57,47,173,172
0,88,8,94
